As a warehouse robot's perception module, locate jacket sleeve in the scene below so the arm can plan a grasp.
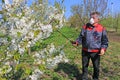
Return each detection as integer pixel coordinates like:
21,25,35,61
101,28,109,51
76,27,85,45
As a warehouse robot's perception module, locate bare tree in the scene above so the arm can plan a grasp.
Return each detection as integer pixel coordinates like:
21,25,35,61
114,13,120,32
71,4,85,25
68,0,108,28
83,0,108,17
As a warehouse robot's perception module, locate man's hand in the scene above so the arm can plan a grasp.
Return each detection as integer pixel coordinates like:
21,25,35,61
99,49,105,56
71,41,78,46
72,43,78,46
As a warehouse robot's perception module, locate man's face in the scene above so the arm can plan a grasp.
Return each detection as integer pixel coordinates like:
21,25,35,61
90,14,99,24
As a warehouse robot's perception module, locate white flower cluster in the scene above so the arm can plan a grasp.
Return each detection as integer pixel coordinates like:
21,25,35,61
0,38,8,45
0,61,12,75
27,69,43,80
46,53,69,69
29,44,68,79
33,44,69,69
1,0,64,55
0,0,65,79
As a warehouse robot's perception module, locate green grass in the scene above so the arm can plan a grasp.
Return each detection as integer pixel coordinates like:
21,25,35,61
100,41,120,79
42,26,120,80
0,26,120,80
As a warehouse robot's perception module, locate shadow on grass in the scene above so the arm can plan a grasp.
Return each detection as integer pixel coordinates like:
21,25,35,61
12,68,24,80
54,62,82,80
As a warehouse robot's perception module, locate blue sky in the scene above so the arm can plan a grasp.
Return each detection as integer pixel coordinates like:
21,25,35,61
52,0,120,18
1,0,120,19
28,0,120,19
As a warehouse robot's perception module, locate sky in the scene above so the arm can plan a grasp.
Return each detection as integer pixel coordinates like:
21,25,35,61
1,0,120,19
28,0,120,19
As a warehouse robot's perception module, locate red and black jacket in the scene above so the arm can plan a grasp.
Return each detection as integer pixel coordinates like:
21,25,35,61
76,23,108,52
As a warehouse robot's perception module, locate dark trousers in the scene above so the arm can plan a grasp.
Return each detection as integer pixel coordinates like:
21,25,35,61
82,50,100,80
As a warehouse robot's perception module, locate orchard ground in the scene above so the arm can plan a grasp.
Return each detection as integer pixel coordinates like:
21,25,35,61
42,26,120,80
0,26,119,80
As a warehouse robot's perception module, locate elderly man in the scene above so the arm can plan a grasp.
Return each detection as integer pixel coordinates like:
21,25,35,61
72,12,108,80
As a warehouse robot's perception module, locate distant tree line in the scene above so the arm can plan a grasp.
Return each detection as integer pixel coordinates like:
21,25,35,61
67,0,120,32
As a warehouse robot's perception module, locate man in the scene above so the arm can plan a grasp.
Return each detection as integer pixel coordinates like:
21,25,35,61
72,12,108,80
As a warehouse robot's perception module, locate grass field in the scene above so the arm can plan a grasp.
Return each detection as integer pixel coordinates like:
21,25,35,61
0,26,119,80
42,26,120,80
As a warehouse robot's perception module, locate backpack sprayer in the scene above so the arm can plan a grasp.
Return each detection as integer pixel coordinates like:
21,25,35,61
50,15,93,49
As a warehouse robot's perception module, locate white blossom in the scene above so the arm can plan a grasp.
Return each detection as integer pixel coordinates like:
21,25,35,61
4,0,10,4
19,48,25,54
28,69,43,80
0,0,65,79
11,39,16,43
